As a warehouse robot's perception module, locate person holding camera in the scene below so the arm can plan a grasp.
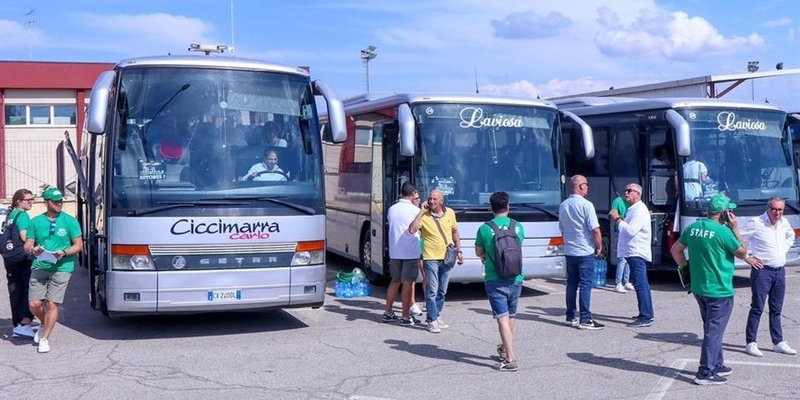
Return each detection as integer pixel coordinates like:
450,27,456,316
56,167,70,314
669,193,753,385
409,189,462,333
739,197,796,357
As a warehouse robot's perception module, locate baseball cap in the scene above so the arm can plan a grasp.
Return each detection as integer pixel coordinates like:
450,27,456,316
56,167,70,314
43,187,64,201
708,193,736,213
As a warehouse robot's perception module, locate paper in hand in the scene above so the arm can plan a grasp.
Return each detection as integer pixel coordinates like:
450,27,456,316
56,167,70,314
36,249,58,264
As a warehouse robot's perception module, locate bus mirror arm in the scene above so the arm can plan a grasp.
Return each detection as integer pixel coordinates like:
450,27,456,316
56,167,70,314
666,110,691,157
560,110,594,158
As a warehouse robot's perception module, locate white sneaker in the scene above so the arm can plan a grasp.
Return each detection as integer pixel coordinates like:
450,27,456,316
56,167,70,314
745,342,763,357
623,282,635,291
12,324,36,338
410,304,423,317
37,338,50,353
436,317,449,329
33,327,40,344
773,341,797,355
614,284,627,293
427,320,441,333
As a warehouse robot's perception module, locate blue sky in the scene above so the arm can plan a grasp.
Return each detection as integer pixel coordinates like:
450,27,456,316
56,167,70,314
1,0,798,110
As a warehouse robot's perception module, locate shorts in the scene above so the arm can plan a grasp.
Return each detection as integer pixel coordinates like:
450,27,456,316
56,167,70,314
29,269,72,304
389,259,420,282
485,279,523,319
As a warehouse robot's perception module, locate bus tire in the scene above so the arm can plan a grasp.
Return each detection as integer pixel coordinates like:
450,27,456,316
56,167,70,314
359,227,387,285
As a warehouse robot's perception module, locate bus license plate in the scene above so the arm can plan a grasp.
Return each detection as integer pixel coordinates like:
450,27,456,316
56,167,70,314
207,289,242,301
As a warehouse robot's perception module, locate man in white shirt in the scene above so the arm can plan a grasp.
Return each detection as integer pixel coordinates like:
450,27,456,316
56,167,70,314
382,182,423,325
740,197,797,356
241,149,287,181
683,157,709,201
609,183,655,327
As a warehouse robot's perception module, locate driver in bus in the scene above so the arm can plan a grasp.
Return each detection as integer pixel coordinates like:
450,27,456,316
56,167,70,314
241,149,288,182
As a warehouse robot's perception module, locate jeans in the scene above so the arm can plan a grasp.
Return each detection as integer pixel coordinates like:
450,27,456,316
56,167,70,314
424,260,452,323
746,266,786,345
694,294,734,377
615,257,630,285
565,255,595,323
4,259,34,326
626,256,654,321
485,280,523,319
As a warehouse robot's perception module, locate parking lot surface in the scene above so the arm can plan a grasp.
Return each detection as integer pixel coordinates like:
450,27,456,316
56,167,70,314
1,255,798,400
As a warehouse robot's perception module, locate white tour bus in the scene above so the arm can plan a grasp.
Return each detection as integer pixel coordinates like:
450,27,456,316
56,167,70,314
556,97,800,270
62,54,347,316
320,93,594,283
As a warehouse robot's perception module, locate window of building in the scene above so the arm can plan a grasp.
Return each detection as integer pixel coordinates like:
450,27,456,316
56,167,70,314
3,104,78,126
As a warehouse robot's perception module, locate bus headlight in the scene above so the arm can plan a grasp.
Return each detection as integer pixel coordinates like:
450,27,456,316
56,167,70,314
111,254,155,270
546,237,565,256
291,250,324,266
546,244,565,257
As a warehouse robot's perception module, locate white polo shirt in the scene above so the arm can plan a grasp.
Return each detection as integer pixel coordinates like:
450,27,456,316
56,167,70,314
387,198,421,259
617,200,652,262
740,212,794,267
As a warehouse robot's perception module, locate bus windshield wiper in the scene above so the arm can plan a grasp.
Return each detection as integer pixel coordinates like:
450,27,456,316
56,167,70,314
257,196,316,215
129,200,247,216
514,202,558,219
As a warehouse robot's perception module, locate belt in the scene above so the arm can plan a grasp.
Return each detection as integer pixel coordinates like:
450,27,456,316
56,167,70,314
761,265,783,271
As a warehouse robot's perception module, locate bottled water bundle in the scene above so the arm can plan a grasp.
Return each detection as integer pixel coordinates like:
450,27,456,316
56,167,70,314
335,268,372,298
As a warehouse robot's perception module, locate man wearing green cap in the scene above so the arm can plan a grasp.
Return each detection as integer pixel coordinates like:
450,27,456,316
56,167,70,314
23,187,83,354
670,193,752,385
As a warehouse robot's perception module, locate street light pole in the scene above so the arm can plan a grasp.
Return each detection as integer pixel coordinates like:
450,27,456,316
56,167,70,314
747,60,759,101
360,45,378,92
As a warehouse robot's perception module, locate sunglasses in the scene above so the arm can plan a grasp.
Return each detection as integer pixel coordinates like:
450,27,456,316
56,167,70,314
624,188,640,194
769,207,785,212
49,199,63,204
21,197,34,202
49,221,56,236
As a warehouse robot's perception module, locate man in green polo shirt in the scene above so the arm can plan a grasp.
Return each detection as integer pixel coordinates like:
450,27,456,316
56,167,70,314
670,193,752,385
23,187,83,354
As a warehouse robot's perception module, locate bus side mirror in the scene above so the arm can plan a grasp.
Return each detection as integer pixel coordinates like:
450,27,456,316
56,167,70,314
398,103,415,157
87,70,116,135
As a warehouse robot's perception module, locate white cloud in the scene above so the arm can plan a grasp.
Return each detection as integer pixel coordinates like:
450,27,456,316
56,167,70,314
789,27,798,42
481,80,542,98
763,17,793,28
0,19,47,49
595,8,764,61
490,11,572,40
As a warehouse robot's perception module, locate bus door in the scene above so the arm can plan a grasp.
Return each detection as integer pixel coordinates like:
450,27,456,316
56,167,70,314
376,122,414,277
644,125,676,265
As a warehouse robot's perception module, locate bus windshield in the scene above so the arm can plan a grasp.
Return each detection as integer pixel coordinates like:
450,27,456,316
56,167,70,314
110,66,324,214
680,108,798,208
412,103,561,207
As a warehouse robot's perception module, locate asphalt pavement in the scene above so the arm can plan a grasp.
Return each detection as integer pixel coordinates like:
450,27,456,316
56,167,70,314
1,254,798,400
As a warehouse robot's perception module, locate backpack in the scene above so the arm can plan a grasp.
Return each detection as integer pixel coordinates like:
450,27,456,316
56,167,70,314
486,219,523,278
1,213,27,264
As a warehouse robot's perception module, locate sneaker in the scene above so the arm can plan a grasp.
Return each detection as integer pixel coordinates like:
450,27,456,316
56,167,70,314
436,317,449,329
614,283,627,293
714,365,732,377
565,317,579,327
427,320,441,333
578,319,605,330
410,304,423,317
400,316,420,326
12,324,36,338
497,359,518,371
497,344,507,361
33,327,40,344
694,373,726,385
627,319,654,328
37,338,50,353
773,341,797,355
745,342,763,357
382,312,399,323
623,282,635,291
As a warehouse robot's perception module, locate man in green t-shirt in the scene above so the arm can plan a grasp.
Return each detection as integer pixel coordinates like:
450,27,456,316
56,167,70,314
475,191,525,372
23,187,83,354
670,193,751,385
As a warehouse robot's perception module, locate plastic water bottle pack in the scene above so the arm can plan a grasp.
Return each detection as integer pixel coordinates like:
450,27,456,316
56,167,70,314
334,268,372,298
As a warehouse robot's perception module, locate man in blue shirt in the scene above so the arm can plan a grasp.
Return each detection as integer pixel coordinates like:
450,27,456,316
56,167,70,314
558,175,604,330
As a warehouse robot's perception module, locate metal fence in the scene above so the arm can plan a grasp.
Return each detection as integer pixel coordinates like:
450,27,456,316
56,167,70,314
3,138,75,200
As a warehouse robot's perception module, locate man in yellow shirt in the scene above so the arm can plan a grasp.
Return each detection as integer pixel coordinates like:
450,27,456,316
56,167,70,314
409,189,463,333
